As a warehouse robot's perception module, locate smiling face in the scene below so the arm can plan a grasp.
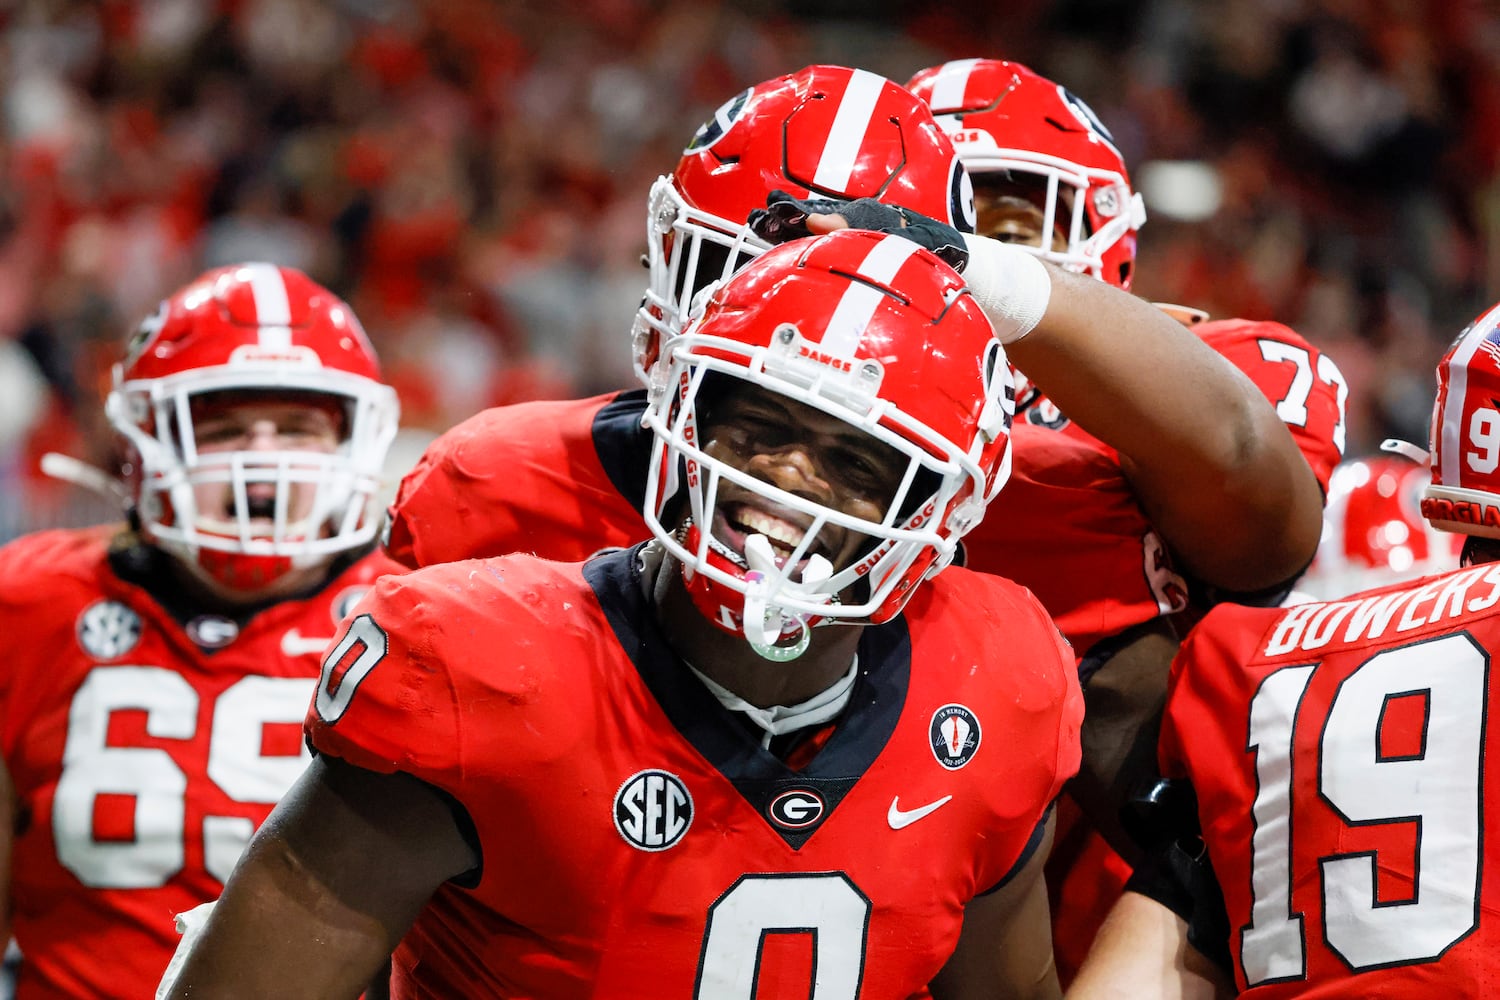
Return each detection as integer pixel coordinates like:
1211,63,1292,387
696,382,906,576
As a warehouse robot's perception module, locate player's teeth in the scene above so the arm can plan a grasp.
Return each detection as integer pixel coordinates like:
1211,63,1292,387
739,509,804,549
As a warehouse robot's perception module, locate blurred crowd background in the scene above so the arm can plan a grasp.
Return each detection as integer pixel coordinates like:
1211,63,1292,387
0,0,1496,541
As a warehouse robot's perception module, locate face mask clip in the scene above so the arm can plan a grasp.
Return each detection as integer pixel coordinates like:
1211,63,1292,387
741,533,832,661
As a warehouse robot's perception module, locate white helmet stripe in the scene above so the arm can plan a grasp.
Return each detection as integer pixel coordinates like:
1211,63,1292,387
1440,307,1500,486
821,235,920,357
244,263,293,350
812,69,886,193
929,59,980,112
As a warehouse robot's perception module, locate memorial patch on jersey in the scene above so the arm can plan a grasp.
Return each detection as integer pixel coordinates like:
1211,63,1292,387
930,704,982,769
76,600,142,660
614,769,693,852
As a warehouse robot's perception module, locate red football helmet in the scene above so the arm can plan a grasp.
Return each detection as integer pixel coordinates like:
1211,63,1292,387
642,229,1013,659
635,64,976,387
1300,456,1461,600
907,58,1146,289
1425,300,1500,538
106,263,400,594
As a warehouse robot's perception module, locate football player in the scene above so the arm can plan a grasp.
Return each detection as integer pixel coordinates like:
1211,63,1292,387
387,63,1321,679
163,229,1085,998
906,56,1344,604
1067,300,1500,998
382,64,978,569
380,63,1320,980
382,72,1323,981
905,57,1348,980
0,264,403,998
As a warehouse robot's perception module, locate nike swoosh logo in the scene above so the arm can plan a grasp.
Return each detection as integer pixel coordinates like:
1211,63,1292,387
280,630,335,657
887,795,953,830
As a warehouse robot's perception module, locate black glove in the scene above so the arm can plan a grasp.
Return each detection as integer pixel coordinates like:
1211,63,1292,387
747,189,969,273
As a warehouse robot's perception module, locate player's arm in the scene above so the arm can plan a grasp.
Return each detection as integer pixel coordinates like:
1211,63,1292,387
790,201,1321,594
1065,891,1233,1000
994,260,1321,594
929,811,1061,1000
1071,767,1235,1000
161,754,477,998
1069,618,1179,867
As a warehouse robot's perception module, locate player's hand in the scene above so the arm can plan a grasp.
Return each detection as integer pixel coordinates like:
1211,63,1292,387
748,190,969,273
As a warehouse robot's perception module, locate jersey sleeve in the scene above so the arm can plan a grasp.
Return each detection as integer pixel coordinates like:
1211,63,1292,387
993,577,1084,808
1000,589,1083,891
0,528,114,711
1158,602,1262,783
1196,319,1347,492
1029,592,1085,806
383,393,648,568
383,407,537,569
970,577,1085,890
304,569,467,787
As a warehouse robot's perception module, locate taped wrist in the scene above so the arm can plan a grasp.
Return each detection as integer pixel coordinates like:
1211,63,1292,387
960,234,1053,344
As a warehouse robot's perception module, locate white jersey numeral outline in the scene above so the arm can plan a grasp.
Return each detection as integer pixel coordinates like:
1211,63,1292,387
1240,632,1486,984
1257,339,1350,456
53,666,314,887
696,872,870,997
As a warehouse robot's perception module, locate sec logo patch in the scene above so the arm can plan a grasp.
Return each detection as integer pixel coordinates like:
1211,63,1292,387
614,769,693,852
930,704,981,769
76,601,142,660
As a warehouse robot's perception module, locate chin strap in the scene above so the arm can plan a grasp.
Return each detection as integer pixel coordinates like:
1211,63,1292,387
1380,438,1430,465
40,452,129,504
741,532,833,662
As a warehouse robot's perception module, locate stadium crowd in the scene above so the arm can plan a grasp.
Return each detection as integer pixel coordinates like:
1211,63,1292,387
0,0,1494,539
0,2,1498,998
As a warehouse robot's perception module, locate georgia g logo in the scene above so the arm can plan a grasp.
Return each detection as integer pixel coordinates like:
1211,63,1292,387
767,787,826,830
122,299,169,370
685,87,752,154
614,769,693,851
950,160,977,234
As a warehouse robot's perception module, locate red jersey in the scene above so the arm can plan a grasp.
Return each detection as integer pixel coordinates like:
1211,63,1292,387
379,327,1344,986
382,390,649,568
1026,315,1347,983
307,546,1083,998
0,527,403,1000
1194,318,1345,494
963,424,1186,667
974,317,1346,672
1161,566,1500,997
